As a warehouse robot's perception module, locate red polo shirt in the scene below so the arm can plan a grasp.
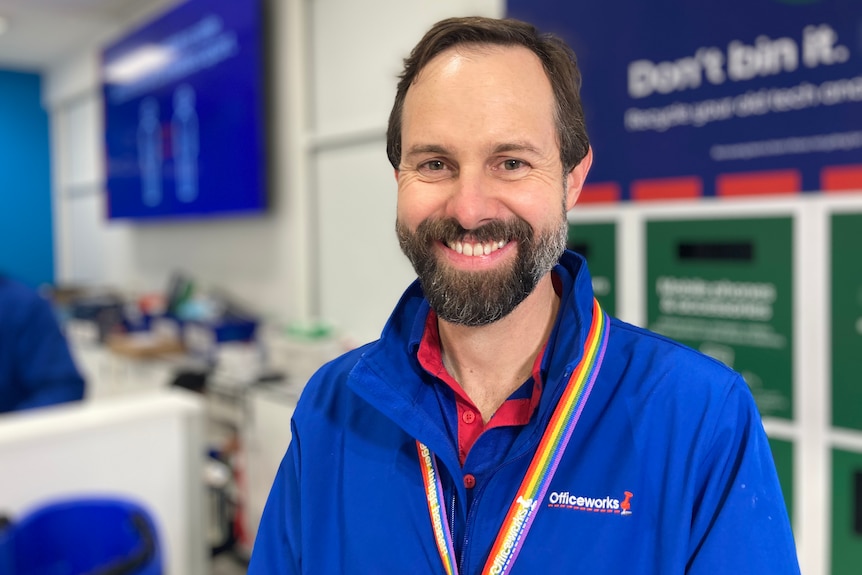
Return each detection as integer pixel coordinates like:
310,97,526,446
417,311,545,466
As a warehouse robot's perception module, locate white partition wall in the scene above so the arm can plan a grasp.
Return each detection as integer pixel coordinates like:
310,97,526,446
0,390,207,575
310,0,505,345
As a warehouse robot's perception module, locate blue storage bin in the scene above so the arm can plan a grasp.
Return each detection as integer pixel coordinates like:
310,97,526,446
0,497,161,575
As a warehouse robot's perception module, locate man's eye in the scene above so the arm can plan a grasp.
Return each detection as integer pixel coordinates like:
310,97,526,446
502,159,525,170
423,160,446,171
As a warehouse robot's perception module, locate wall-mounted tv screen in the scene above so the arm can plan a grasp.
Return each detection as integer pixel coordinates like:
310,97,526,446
102,0,267,220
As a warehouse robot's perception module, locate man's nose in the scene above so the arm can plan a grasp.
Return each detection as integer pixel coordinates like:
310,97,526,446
443,169,500,230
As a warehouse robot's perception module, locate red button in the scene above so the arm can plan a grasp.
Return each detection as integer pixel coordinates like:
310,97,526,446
464,474,476,489
462,411,476,424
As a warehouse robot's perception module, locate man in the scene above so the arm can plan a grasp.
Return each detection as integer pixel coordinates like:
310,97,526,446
249,16,800,574
0,276,85,413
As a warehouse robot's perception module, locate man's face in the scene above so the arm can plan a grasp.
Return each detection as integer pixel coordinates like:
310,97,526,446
395,45,588,326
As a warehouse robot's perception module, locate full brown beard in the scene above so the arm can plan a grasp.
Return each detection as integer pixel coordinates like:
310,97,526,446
396,215,567,326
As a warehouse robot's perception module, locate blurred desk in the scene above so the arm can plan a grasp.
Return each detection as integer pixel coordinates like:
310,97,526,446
64,318,329,556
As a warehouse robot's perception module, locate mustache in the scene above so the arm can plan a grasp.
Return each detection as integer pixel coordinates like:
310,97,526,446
413,217,533,245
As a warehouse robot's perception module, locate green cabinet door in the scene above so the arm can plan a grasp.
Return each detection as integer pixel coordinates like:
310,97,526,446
768,438,794,527
646,217,793,419
831,449,862,575
831,213,862,431
568,222,616,317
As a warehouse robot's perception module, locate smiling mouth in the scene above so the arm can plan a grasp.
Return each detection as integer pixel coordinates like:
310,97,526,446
445,239,509,256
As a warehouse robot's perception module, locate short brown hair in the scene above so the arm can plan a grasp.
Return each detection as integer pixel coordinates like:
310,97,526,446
386,16,590,173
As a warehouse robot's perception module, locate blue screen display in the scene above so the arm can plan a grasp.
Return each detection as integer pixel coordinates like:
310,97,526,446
103,0,267,220
507,0,862,200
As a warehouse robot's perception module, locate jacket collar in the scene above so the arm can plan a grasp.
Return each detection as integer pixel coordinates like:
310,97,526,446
346,250,596,473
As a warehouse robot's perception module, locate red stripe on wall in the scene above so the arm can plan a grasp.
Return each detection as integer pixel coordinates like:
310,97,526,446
630,177,702,201
579,182,621,203
716,170,801,197
821,165,862,192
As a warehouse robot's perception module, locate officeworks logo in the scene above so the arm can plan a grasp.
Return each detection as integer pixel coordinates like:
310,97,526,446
547,490,634,516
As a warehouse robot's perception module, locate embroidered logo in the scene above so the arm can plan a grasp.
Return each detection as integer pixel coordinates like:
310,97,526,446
547,490,634,516
516,496,537,511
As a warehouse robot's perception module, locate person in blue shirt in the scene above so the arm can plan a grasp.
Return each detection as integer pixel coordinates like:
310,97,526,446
0,275,85,413
248,16,800,574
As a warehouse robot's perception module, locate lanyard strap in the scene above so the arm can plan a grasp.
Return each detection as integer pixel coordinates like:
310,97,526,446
417,298,609,575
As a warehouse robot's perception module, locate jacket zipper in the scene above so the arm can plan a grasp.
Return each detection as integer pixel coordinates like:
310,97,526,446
455,372,571,575
449,488,456,545
447,478,466,572
456,449,530,573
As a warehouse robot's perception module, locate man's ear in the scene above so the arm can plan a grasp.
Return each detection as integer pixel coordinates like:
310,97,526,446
565,146,594,211
394,168,400,181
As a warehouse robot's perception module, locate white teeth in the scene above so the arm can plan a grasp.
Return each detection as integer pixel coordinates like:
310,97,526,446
446,239,509,257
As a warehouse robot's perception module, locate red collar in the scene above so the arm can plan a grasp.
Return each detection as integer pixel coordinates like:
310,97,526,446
417,310,545,465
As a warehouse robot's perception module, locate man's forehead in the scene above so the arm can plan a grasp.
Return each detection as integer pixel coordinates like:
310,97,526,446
399,42,558,162
403,43,554,118
411,43,546,86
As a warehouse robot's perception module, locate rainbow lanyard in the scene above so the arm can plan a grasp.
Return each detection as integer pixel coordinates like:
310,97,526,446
417,298,609,575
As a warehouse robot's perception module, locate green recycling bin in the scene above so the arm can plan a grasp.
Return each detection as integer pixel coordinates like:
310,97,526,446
831,213,862,432
768,437,794,528
567,221,616,316
645,217,793,420
831,448,862,575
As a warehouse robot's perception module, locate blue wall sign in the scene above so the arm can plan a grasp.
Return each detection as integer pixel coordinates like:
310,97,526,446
103,0,267,220
507,0,862,201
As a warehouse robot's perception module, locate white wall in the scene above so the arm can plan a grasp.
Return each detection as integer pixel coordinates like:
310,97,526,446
46,0,505,345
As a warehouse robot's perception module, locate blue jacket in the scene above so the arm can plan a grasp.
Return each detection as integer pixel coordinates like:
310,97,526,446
249,251,800,574
0,277,85,413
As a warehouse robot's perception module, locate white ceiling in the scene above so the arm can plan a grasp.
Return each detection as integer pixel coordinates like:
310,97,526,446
0,0,177,72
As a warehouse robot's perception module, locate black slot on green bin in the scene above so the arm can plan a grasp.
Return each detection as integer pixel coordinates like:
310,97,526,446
569,243,590,260
855,470,862,536
678,242,753,261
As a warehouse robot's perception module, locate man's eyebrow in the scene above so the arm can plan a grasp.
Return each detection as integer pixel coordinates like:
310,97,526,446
492,142,542,155
403,141,543,158
404,144,451,157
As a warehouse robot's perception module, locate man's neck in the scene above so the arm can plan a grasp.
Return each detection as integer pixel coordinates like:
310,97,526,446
437,275,559,423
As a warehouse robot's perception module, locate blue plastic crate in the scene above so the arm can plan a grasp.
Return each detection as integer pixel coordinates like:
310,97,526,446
0,497,161,575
